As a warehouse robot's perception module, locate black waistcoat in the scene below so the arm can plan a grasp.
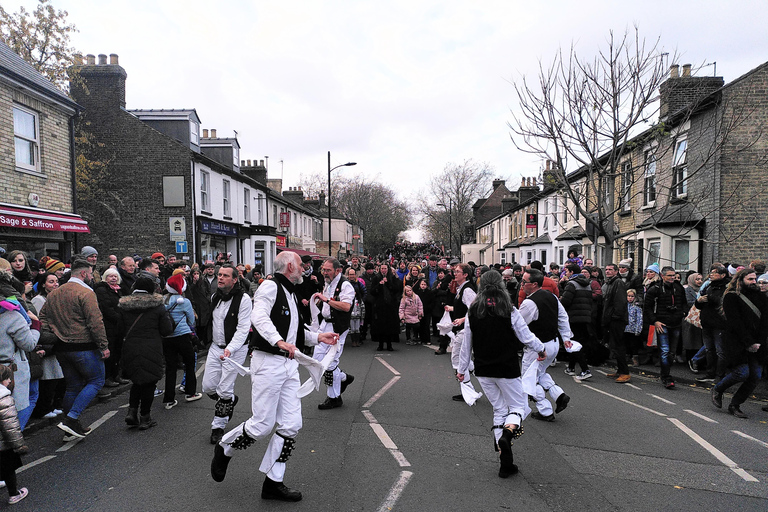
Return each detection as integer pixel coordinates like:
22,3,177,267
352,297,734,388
527,290,559,342
319,276,352,333
208,287,246,348
250,277,305,355
468,310,522,378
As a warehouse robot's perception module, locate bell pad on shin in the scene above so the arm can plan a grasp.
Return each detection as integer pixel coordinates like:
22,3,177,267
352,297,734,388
275,432,296,463
229,426,256,451
323,369,334,386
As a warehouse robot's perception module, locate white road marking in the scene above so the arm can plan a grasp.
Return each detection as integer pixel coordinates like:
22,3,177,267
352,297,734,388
647,393,676,405
363,410,411,467
624,383,642,390
56,410,119,453
668,418,758,482
17,455,56,474
684,409,718,423
594,369,609,376
376,356,401,376
732,430,768,449
363,376,401,409
582,385,667,417
377,470,413,512
196,364,205,378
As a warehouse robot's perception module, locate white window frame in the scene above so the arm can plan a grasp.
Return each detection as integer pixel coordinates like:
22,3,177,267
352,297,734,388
256,194,264,224
190,120,199,146
673,238,690,270
200,170,210,212
232,146,239,167
672,138,688,199
643,150,656,207
243,188,250,223
621,160,632,211
13,105,40,173
222,179,231,217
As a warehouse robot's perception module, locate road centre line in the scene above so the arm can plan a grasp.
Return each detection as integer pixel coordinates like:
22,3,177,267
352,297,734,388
684,409,718,423
56,410,119,453
376,470,413,512
582,385,667,417
624,383,642,390
668,418,758,482
362,410,411,467
363,376,401,409
647,393,676,405
732,430,768,449
375,356,400,376
17,455,56,474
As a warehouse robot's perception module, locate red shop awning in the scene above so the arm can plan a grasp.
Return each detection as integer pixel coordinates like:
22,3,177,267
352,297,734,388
0,204,90,233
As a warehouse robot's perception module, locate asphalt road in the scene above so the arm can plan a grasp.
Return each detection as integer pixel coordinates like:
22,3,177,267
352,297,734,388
15,337,768,511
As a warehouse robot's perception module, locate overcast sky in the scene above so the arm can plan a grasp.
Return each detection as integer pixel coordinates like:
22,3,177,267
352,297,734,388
16,0,768,236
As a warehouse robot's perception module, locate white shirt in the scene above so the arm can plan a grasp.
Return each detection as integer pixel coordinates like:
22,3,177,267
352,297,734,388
211,289,253,352
455,281,477,314
519,289,573,342
321,273,355,319
252,279,319,347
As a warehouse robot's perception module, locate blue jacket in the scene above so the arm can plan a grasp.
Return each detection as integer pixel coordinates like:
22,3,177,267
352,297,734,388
164,293,195,336
625,303,643,334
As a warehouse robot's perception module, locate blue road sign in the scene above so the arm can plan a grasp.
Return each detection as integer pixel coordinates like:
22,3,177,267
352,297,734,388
176,241,188,254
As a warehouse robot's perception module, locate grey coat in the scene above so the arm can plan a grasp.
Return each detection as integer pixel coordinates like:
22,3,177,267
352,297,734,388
0,310,39,411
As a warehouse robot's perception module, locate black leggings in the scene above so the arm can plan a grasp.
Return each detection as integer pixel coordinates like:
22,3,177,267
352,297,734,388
163,334,197,403
0,449,21,495
129,382,157,415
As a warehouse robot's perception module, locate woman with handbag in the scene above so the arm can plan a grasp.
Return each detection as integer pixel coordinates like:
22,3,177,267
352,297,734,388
119,277,174,430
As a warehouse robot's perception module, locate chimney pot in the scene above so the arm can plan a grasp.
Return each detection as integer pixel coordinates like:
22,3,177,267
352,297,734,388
533,177,537,186
682,64,692,77
260,159,264,166
299,186,302,191
211,129,217,138
241,160,245,166
109,54,119,65
202,129,208,138
670,64,679,79
521,177,526,186
98,54,107,65
86,54,96,65
247,159,251,166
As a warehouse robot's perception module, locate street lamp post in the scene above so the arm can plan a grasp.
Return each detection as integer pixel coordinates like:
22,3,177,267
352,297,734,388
328,151,357,256
436,198,452,257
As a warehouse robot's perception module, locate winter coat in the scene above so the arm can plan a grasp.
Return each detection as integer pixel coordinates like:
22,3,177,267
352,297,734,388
722,288,768,367
192,277,217,326
518,275,559,305
164,293,196,337
370,272,402,340
94,282,125,345
625,303,643,334
644,280,687,328
602,275,628,326
118,293,174,385
0,386,24,452
560,274,593,325
399,295,423,324
432,277,450,317
415,287,435,316
697,277,729,331
0,309,39,411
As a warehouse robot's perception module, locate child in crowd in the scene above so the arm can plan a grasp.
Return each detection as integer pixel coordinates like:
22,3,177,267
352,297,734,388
624,289,643,366
399,285,423,345
0,364,29,504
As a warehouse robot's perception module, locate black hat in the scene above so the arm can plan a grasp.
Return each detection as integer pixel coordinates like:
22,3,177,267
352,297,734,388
301,255,313,264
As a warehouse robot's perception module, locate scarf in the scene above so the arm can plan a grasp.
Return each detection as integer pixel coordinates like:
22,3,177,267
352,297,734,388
273,273,296,295
109,284,122,292
214,281,240,303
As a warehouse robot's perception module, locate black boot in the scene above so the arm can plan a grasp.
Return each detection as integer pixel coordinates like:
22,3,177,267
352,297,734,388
262,477,302,502
138,413,157,430
318,397,343,410
210,428,224,444
497,430,519,478
125,407,139,428
210,444,231,482
340,374,354,394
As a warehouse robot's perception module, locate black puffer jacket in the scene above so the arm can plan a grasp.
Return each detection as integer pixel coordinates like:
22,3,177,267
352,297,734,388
698,277,729,330
560,274,593,325
644,280,687,328
118,293,173,385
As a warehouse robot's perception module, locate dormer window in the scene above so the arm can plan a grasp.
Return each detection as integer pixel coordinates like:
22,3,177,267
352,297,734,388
233,146,239,167
190,120,199,145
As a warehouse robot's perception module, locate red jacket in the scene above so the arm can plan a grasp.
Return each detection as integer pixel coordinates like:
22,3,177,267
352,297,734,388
518,276,560,305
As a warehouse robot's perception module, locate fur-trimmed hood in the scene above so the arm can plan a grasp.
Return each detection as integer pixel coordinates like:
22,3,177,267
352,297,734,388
118,292,164,311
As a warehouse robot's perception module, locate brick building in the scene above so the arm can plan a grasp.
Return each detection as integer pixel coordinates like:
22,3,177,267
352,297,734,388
0,42,87,261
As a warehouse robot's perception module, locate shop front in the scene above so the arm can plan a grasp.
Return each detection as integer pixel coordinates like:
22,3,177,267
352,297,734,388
198,219,239,264
0,203,89,262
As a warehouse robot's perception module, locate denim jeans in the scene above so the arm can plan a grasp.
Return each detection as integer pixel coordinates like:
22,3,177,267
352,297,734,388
657,325,681,380
17,379,38,430
714,355,763,407
700,328,726,379
56,350,105,419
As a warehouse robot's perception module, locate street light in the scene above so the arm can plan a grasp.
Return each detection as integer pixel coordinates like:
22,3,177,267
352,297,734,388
328,151,357,256
436,198,452,257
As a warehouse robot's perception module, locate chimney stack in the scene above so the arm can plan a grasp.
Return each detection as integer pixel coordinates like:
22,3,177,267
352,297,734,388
70,51,128,111
682,64,692,77
670,64,679,78
211,129,217,138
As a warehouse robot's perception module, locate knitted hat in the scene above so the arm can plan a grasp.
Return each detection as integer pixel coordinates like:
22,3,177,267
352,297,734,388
758,273,768,284
619,258,633,268
172,268,186,276
165,273,187,295
45,259,66,274
151,252,165,260
645,263,660,274
80,246,98,257
300,255,312,264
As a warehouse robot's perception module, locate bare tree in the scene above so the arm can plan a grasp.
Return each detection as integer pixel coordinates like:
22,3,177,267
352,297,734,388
415,160,494,257
0,0,78,91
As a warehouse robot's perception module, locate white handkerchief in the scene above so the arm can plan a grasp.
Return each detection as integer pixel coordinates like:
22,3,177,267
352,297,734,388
522,359,540,396
460,381,482,406
296,343,339,398
565,340,582,353
436,311,454,336
224,357,250,376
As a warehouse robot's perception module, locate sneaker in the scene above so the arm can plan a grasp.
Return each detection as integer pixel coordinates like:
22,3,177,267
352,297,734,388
176,384,186,394
96,388,111,398
57,416,90,438
154,388,164,397
43,410,59,419
164,400,178,410
564,368,576,376
696,375,715,383
103,378,120,388
688,360,699,374
549,358,558,367
664,380,676,390
185,393,203,402
52,409,63,415
576,371,593,381
8,487,28,505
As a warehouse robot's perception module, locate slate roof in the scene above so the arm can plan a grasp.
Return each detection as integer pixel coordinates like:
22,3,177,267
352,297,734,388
0,41,78,109
556,226,587,241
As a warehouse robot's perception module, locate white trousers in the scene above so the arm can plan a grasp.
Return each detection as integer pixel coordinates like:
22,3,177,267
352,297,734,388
202,344,249,429
476,376,527,443
521,339,562,416
221,351,302,482
450,329,475,393
312,322,348,398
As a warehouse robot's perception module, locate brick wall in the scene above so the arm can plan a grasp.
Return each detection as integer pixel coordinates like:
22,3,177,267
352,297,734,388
0,86,74,212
